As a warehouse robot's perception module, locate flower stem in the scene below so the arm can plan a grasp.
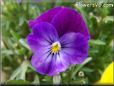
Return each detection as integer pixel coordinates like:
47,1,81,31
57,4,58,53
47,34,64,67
53,74,61,85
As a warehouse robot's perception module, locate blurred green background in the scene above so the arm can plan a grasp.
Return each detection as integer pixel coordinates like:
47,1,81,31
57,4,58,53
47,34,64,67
1,0,114,85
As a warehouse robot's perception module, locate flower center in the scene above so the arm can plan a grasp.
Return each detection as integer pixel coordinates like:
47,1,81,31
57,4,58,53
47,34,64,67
51,41,61,54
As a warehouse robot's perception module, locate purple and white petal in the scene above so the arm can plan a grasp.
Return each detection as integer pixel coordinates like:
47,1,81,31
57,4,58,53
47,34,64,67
48,54,70,76
31,50,70,76
26,22,59,53
26,33,48,52
60,32,88,64
31,50,53,75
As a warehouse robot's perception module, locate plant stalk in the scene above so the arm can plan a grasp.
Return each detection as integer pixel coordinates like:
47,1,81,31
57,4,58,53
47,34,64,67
53,74,61,85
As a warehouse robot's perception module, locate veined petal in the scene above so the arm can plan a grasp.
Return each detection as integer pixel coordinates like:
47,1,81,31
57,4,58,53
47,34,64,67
51,7,90,40
60,32,88,64
26,33,50,52
31,51,70,76
32,22,58,43
26,22,59,52
31,50,53,75
48,54,70,76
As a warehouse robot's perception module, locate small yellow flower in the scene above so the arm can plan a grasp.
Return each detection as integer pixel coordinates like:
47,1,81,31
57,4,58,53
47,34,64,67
97,62,114,84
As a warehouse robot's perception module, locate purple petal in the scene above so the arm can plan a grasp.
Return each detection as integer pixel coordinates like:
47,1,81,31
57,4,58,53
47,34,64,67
28,6,62,28
48,54,70,76
27,22,58,52
31,51,70,76
28,6,90,40
60,32,88,64
31,50,53,75
51,7,90,40
26,33,50,53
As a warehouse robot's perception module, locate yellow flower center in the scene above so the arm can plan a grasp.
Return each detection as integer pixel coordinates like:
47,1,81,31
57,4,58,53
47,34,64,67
51,42,61,54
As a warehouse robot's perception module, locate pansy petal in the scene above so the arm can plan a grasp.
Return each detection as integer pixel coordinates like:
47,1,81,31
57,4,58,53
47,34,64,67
31,50,53,75
28,6,62,28
51,7,90,40
32,22,58,42
60,32,88,64
48,54,70,76
31,50,70,76
27,33,52,52
27,22,58,52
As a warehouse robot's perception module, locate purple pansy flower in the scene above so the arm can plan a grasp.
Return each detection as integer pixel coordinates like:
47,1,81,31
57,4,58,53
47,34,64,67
27,6,90,76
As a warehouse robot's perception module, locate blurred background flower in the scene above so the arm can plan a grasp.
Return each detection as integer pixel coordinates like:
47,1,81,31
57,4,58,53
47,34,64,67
96,62,114,84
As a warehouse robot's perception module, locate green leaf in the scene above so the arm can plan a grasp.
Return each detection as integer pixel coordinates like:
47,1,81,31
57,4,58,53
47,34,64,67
89,39,106,45
19,16,25,26
2,50,14,55
10,30,20,40
19,39,30,50
103,16,114,23
10,60,30,80
81,67,94,73
71,57,92,79
32,75,40,84
6,80,30,85
9,66,21,80
17,61,29,80
53,74,61,85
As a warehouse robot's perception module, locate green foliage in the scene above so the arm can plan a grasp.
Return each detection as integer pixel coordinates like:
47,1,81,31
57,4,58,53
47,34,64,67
6,80,30,85
1,0,113,85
